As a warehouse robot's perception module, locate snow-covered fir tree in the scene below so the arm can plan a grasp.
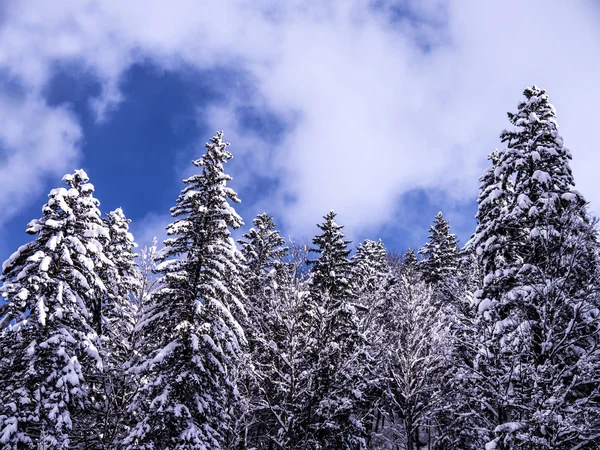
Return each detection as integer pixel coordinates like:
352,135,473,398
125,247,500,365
102,208,139,340
91,207,141,448
0,170,110,449
297,210,369,449
124,131,248,450
352,239,393,447
402,248,419,276
238,212,288,342
418,212,460,285
237,213,290,448
246,239,311,449
468,86,600,449
353,239,389,297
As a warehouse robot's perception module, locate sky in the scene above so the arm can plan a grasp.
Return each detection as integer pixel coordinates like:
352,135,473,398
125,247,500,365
1,0,600,264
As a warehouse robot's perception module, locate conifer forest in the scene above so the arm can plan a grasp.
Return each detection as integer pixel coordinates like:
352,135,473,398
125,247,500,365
1,86,600,450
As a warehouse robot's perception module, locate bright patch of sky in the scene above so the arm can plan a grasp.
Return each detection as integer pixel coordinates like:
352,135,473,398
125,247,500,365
1,0,599,263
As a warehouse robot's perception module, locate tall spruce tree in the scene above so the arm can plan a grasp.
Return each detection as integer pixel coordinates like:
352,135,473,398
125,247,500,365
352,239,392,447
0,170,109,449
468,86,600,449
237,213,290,448
418,212,460,285
238,213,288,341
298,210,368,449
93,208,141,448
353,239,389,297
402,247,419,276
124,131,248,450
102,208,139,343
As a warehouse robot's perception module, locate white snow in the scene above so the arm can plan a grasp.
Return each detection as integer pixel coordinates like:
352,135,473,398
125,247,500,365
532,170,551,184
39,255,52,272
561,192,577,202
478,298,494,314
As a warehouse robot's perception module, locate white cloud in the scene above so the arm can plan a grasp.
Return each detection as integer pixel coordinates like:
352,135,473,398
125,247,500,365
0,93,81,224
1,0,599,238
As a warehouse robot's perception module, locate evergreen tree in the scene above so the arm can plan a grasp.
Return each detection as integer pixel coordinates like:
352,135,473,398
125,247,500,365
0,170,109,449
237,213,290,448
94,208,141,448
102,208,139,342
468,86,600,449
298,210,368,449
124,131,248,450
238,212,288,340
353,239,389,297
245,243,310,449
352,240,392,447
402,247,419,276
418,212,460,285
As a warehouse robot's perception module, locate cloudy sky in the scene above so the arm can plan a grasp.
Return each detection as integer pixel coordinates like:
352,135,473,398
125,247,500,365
1,0,599,262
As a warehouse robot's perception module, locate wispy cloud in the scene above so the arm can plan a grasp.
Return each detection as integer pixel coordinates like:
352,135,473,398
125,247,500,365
0,93,81,225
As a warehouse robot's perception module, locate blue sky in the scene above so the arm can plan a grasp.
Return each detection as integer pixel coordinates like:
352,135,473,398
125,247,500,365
1,0,599,264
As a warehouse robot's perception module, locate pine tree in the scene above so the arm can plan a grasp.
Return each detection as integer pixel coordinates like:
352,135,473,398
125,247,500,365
0,170,109,449
418,212,460,285
298,210,368,449
124,131,248,450
94,208,141,448
238,212,288,341
352,240,392,447
353,239,389,297
468,86,600,449
245,240,310,449
237,213,290,448
402,247,419,276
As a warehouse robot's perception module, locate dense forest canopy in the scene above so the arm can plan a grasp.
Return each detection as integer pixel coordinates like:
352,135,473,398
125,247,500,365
1,86,599,449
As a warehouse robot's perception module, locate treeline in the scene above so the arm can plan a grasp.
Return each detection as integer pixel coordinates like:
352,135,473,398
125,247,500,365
1,86,599,450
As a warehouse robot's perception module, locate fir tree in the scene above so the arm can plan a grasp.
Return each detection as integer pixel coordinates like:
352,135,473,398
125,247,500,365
468,86,600,449
403,247,419,275
237,213,290,448
418,212,460,285
353,239,389,297
238,212,288,340
0,170,109,449
124,131,248,450
352,239,392,447
298,210,368,449
94,208,141,448
102,208,139,342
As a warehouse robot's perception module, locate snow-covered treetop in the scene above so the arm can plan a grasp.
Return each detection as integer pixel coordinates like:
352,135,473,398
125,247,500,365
239,212,288,276
308,210,354,297
418,211,459,284
354,239,388,276
161,131,244,291
469,86,585,285
501,86,581,212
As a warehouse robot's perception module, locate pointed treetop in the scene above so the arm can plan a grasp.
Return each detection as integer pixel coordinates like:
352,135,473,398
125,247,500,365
308,210,354,297
418,211,459,284
239,213,288,276
404,247,418,268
